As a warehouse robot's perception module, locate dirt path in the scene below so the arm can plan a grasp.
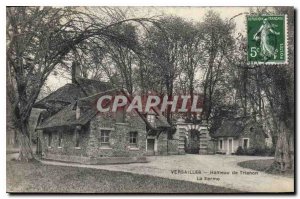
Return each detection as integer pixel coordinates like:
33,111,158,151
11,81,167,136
40,154,293,192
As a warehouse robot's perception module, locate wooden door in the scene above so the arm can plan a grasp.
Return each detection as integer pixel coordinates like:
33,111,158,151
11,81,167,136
147,139,155,155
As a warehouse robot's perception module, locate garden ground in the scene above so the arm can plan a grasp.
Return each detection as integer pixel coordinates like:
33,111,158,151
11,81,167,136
7,153,294,193
40,154,294,192
7,160,237,193
238,159,294,178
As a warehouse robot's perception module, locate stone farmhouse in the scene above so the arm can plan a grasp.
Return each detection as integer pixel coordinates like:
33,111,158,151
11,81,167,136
33,64,269,164
33,64,214,164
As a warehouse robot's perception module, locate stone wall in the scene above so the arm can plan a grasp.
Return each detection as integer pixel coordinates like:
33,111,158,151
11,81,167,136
151,131,180,155
43,153,148,164
41,110,148,163
176,127,186,154
199,129,214,154
87,112,147,158
240,124,266,149
41,125,89,157
167,139,180,155
156,132,168,155
40,111,186,163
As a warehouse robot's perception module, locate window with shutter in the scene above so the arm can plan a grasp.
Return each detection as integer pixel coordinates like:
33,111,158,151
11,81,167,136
129,131,138,147
48,133,52,147
243,138,249,149
219,139,223,150
100,130,111,147
75,130,80,148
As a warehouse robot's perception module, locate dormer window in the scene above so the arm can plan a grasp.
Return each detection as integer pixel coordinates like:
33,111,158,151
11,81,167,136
147,114,155,124
116,108,126,123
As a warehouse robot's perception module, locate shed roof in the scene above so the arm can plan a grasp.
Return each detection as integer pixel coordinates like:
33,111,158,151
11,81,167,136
213,120,246,138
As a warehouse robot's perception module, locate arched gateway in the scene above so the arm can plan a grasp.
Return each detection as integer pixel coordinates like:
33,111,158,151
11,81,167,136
175,118,214,155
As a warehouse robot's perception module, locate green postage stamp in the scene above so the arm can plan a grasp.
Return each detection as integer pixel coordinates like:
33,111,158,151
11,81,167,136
247,15,287,64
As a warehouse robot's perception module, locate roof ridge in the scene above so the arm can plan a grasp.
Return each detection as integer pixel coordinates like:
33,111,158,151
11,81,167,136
78,88,119,101
34,79,113,109
75,77,110,84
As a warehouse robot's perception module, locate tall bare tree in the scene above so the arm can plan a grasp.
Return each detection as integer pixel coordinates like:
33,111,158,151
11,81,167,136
201,11,235,120
226,7,294,171
6,6,158,160
144,16,192,122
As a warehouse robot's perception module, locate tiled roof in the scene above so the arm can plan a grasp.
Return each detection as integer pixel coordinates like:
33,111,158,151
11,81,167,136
33,78,112,109
37,88,171,130
213,120,246,137
212,117,255,138
36,104,97,129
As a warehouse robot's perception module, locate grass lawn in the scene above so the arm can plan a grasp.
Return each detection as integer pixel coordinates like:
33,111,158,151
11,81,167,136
238,159,294,178
7,160,238,193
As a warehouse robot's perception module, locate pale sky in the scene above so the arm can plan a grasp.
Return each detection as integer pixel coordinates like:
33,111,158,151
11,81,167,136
45,7,253,92
136,6,249,33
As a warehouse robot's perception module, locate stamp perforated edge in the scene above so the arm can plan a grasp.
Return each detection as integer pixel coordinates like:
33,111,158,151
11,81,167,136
246,14,288,65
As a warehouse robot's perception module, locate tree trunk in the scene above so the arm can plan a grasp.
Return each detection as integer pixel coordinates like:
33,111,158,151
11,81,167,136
289,134,294,170
17,122,34,161
274,121,292,171
188,83,194,119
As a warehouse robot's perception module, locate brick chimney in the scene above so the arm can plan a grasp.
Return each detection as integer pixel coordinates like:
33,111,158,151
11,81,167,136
71,61,81,83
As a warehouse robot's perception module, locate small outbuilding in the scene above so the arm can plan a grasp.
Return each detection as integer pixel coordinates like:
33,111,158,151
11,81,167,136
212,118,268,155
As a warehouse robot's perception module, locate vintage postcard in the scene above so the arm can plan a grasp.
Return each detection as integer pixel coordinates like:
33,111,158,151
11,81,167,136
6,6,295,193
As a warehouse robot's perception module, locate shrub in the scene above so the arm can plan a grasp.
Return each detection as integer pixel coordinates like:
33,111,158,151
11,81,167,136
236,146,245,155
235,146,275,156
245,147,256,156
265,147,275,156
251,146,275,156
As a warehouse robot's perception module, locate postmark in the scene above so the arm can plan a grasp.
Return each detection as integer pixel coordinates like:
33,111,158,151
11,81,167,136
247,15,288,64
